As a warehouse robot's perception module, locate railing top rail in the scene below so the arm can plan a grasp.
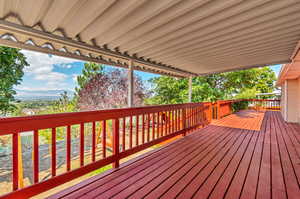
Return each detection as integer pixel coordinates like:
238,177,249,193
0,102,206,135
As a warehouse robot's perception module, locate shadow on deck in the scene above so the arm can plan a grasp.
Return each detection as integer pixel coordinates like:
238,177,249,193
48,111,300,199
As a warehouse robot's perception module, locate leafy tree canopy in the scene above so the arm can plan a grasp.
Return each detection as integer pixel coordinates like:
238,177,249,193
78,68,147,110
0,47,28,115
75,62,104,96
146,67,276,104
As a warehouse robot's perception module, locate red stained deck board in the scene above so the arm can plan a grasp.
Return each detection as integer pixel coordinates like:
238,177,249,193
142,126,239,199
124,126,237,199
175,128,249,199
85,125,226,199
61,125,219,199
48,111,300,199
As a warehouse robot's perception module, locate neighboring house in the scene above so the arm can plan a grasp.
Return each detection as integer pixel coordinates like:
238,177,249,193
277,42,300,123
22,108,37,115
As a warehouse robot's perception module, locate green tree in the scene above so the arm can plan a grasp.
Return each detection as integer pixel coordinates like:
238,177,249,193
146,67,276,104
0,47,28,115
75,62,104,96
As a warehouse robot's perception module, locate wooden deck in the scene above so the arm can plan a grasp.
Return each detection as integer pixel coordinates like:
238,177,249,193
48,111,300,199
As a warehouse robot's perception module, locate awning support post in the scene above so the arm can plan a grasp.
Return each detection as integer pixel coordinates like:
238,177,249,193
128,60,134,107
188,76,192,103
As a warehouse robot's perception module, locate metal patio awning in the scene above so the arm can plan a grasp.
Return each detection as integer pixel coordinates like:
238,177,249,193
0,0,299,77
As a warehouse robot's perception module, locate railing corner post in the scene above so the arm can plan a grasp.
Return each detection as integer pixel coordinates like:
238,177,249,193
112,118,120,168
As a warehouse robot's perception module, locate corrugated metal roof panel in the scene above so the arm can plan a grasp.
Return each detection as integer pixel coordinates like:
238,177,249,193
0,0,299,76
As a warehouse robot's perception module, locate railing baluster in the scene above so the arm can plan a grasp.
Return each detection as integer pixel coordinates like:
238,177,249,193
182,108,186,136
152,113,155,140
136,115,139,146
80,123,84,166
51,128,56,177
92,122,96,162
33,130,39,183
168,111,171,134
102,120,106,158
129,116,133,148
66,125,71,171
12,133,19,191
142,114,145,144
157,112,160,138
175,109,178,132
122,118,126,151
147,113,150,142
171,110,174,133
178,109,180,131
112,119,120,168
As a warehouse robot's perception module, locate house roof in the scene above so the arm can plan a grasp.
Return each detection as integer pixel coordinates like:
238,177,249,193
0,0,300,77
277,41,300,86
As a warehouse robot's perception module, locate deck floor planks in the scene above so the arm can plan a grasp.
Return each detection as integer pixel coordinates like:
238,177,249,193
159,127,244,199
273,112,300,199
256,111,272,199
239,112,268,199
223,128,260,199
97,126,235,199
210,129,259,199
62,125,220,199
130,126,239,199
82,125,230,198
48,111,300,199
270,112,287,199
175,129,249,199
192,129,255,199
115,127,236,199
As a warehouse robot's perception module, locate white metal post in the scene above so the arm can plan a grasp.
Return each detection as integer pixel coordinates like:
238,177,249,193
188,76,192,103
128,60,134,107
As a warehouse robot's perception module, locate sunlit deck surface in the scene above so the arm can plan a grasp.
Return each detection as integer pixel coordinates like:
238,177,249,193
49,111,300,199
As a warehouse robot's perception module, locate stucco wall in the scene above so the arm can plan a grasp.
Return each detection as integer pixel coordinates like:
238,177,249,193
282,79,299,123
281,82,286,120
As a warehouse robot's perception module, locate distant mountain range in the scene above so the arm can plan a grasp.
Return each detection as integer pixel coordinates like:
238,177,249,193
15,89,74,101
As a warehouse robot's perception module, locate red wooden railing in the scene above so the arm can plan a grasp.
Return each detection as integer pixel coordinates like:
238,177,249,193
0,102,211,199
249,99,281,110
212,99,281,119
0,99,280,198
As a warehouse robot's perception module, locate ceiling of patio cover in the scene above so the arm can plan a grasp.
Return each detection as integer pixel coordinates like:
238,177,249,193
0,0,299,77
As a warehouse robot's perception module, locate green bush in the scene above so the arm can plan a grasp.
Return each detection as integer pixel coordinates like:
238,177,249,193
232,101,249,112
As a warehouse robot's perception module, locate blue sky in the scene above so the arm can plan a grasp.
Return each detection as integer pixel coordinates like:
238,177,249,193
16,50,282,94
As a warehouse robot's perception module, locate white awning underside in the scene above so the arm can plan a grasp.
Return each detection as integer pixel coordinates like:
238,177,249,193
0,0,299,77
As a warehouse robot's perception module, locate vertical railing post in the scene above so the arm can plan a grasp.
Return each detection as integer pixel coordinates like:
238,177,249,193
182,107,186,136
209,103,213,123
217,101,221,119
113,118,120,168
12,133,19,191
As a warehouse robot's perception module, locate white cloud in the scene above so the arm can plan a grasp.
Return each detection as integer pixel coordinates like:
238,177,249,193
60,64,73,69
72,74,79,82
21,50,79,89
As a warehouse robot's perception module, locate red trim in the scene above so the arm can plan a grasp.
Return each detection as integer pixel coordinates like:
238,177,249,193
66,125,71,171
112,119,120,168
12,133,18,191
33,130,39,183
92,122,96,162
80,123,84,166
51,128,56,177
129,116,133,148
102,120,106,158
